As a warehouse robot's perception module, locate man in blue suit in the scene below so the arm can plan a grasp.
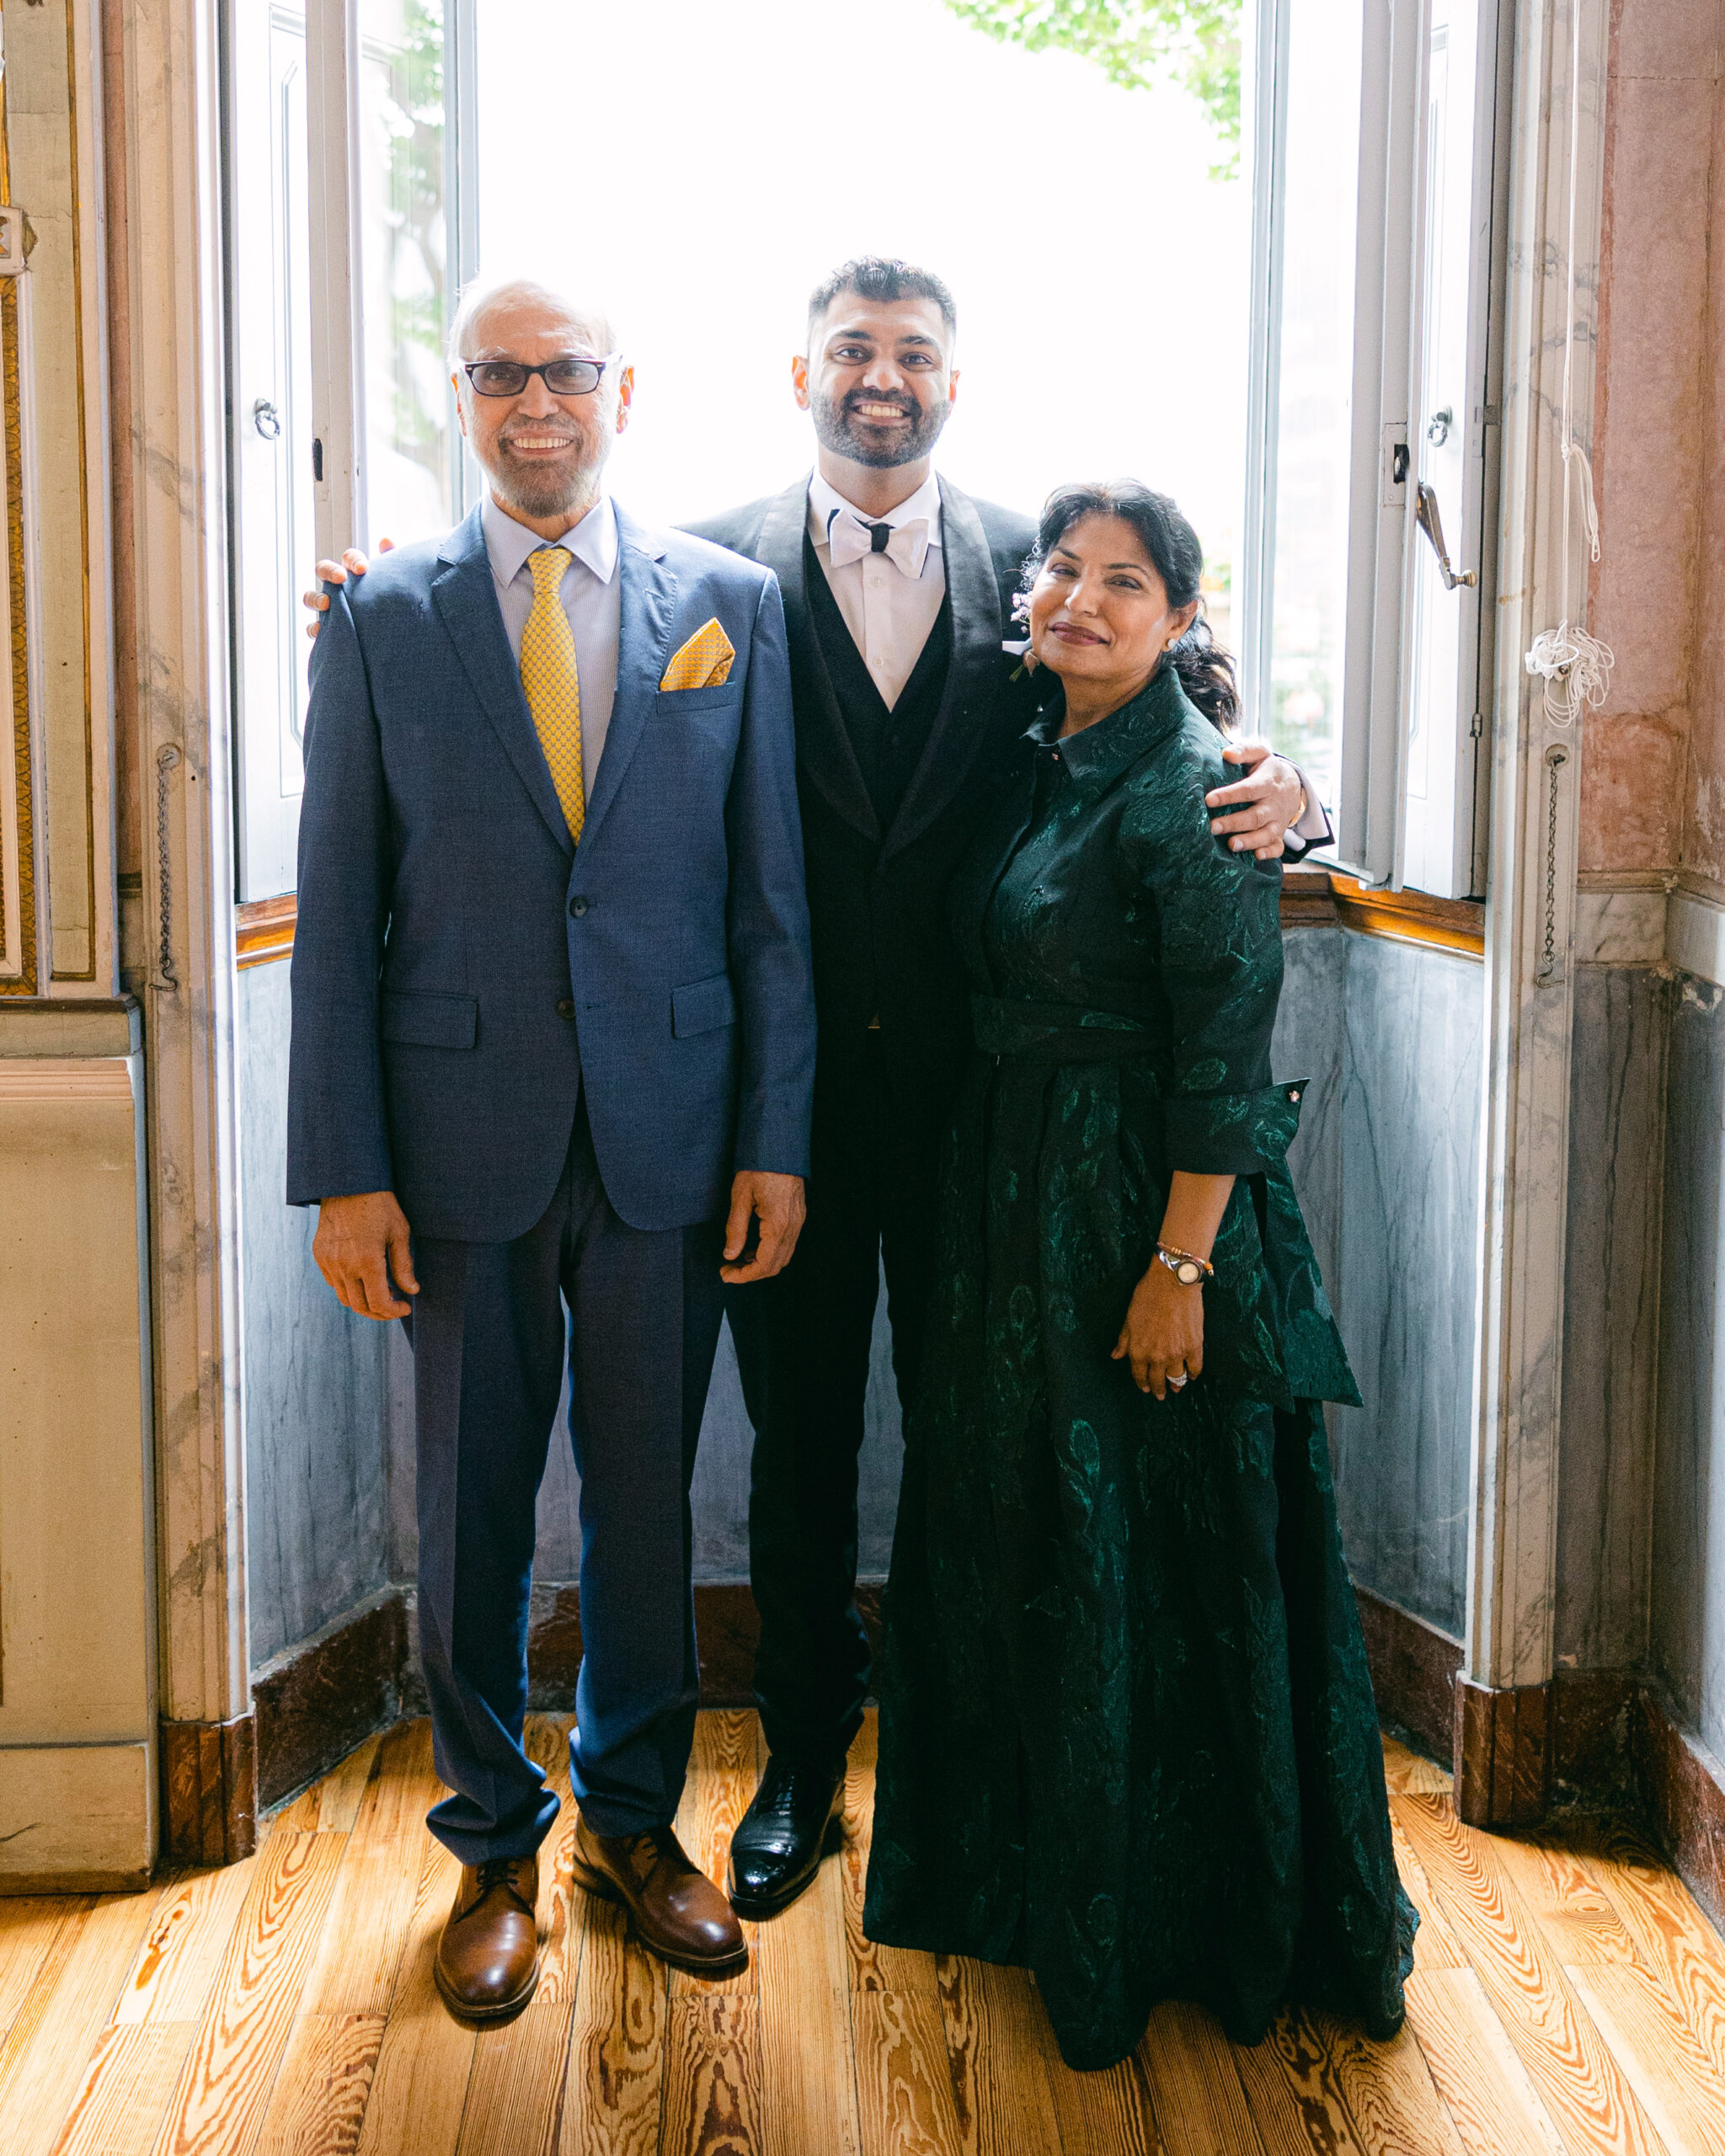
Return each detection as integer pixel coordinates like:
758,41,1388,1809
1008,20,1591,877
287,277,815,2018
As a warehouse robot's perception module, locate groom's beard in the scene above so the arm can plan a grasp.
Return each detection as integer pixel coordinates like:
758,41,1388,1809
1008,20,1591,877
810,382,948,470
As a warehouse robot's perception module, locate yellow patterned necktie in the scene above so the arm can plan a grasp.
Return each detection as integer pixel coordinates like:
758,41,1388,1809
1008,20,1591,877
521,545,585,842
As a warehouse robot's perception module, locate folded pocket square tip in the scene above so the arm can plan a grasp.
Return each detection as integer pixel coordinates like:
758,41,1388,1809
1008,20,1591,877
660,617,736,691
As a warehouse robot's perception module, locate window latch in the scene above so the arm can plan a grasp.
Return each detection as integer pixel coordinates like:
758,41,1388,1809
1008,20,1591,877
1414,480,1477,590
1391,440,1411,486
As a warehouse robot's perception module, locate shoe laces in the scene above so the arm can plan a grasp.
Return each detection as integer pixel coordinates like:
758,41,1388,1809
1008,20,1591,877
476,1856,521,1898
761,1761,833,1818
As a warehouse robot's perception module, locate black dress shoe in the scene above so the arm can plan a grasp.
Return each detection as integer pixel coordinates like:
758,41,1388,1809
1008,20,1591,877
726,1755,846,1918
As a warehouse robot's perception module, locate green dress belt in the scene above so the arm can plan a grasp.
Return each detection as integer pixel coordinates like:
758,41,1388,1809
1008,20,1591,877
970,992,1309,1158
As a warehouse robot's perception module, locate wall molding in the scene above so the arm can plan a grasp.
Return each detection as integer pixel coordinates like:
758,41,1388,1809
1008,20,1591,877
1573,883,1669,965
116,0,253,1768
1465,0,1611,1712
235,893,296,971
1665,887,1725,992
242,876,1487,975
1564,878,1725,982
160,1709,256,1866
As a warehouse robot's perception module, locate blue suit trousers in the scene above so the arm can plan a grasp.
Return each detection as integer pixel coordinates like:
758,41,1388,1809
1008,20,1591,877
406,1105,724,1860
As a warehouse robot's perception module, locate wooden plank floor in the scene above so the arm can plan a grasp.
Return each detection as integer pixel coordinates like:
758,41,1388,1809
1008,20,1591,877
5,1715,1725,2155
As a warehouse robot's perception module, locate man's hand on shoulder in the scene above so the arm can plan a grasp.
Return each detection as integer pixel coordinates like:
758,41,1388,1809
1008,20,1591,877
302,541,388,639
1204,740,1306,860
721,1171,806,1284
313,1189,419,1318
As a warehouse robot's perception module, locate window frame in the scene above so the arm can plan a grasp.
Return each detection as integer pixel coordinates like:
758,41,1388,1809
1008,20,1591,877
1243,0,1513,897
227,0,478,902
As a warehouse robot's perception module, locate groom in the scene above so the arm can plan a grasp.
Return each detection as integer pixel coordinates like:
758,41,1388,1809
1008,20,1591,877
305,256,1325,1925
691,258,1327,1918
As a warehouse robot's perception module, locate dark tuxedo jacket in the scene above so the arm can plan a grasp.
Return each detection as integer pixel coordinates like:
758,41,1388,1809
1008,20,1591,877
686,474,1039,1154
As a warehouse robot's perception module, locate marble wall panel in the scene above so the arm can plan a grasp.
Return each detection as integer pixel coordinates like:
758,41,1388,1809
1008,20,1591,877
238,963,393,1668
1557,964,1670,1668
1652,973,1725,1757
1329,938,1486,1638
382,1271,906,1591
1274,927,1348,1295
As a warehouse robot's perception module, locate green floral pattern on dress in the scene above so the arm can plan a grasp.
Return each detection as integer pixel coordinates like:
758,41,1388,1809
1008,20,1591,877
862,666,1416,2071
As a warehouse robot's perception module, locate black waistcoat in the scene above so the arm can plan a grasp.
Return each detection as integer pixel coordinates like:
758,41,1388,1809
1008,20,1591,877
802,536,954,835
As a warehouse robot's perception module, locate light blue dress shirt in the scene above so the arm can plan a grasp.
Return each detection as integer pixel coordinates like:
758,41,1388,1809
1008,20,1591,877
481,488,621,798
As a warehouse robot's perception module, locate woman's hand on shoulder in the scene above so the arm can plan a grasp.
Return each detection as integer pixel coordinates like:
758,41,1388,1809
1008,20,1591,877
1114,1261,1204,1399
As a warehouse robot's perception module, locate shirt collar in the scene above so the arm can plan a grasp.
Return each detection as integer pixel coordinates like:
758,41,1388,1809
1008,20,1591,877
482,488,619,589
1030,663,1194,798
808,467,944,550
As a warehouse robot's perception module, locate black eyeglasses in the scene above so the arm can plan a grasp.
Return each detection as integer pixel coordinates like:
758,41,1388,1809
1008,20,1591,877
462,354,618,398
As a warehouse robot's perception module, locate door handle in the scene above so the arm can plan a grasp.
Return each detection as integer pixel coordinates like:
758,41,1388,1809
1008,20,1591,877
1414,480,1477,589
252,398,282,440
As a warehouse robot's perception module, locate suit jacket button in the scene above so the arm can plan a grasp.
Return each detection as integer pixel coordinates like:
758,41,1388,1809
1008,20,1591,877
556,998,575,1019
569,895,589,917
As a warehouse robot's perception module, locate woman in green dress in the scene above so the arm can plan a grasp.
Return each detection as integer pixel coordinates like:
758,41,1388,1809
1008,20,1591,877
862,482,1415,2072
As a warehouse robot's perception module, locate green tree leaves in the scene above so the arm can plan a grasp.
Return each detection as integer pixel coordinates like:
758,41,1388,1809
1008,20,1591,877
943,0,1242,176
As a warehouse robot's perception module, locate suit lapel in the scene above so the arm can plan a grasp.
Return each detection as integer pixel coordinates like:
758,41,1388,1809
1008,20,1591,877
577,509,677,851
883,477,1012,862
757,476,880,844
431,507,573,854
953,737,1038,985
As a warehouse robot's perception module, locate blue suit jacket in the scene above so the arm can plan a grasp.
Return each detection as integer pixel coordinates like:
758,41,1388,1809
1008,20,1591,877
286,503,816,1241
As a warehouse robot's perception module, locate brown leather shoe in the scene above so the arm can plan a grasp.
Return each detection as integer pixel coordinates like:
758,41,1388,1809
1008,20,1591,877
572,1815,747,1977
434,1854,541,2020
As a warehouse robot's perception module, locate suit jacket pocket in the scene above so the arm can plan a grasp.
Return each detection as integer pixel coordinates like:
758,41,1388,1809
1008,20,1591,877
672,974,736,1038
381,989,479,1049
654,681,744,715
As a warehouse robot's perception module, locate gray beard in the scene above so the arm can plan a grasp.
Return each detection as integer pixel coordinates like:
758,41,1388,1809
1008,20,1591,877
486,442,602,520
810,385,948,470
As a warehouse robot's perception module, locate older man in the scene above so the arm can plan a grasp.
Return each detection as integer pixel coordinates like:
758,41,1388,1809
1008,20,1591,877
288,278,815,2016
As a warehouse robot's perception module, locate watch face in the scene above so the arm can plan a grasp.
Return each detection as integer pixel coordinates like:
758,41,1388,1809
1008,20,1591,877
1177,1259,1204,1286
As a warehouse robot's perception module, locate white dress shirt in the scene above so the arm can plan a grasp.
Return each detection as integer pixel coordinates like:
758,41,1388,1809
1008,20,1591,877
808,470,946,710
482,488,621,798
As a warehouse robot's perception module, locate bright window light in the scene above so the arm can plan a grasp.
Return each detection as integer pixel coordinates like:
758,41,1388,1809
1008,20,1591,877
457,0,1249,639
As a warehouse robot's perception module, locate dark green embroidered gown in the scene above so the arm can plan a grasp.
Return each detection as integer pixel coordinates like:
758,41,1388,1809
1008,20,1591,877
862,666,1416,2072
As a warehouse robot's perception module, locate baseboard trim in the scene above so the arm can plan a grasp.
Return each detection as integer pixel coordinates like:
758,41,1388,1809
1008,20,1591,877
251,1576,1725,1946
161,1710,257,1865
254,1578,884,1812
521,1579,886,1711
1455,1674,1554,1828
1354,1588,1461,1763
1632,1687,1725,1935
252,1589,409,1810
0,1868,153,1896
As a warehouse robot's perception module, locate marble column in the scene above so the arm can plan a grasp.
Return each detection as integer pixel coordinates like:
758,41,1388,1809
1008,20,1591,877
1458,0,1612,1822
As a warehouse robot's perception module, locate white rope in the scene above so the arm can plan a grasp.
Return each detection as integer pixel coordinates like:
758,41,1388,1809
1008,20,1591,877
1524,0,1614,725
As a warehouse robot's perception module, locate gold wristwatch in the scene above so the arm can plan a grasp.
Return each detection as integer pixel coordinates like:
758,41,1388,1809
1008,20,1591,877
1155,1243,1214,1288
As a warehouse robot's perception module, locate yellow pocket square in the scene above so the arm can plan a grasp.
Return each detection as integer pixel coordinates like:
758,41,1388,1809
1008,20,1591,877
660,619,736,691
